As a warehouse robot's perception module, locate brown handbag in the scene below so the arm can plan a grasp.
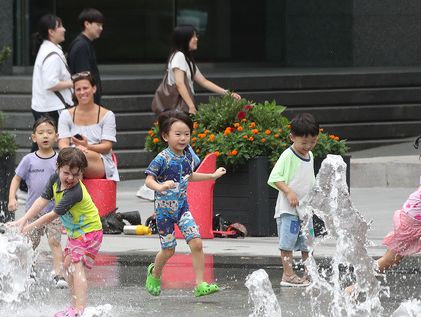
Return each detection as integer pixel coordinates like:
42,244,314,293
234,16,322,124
151,71,195,114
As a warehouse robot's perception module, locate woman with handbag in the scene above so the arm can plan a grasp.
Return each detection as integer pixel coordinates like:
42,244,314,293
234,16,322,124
31,14,73,136
140,25,241,201
152,25,241,115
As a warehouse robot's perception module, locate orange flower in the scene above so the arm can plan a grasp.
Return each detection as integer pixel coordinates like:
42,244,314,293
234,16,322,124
234,123,240,128
252,129,259,134
214,151,220,157
335,136,340,141
249,122,256,128
287,124,291,129
274,134,280,138
198,133,207,139
243,135,248,139
224,127,232,136
204,129,210,134
241,118,247,122
148,130,154,136
329,134,336,139
152,138,159,143
192,137,197,142
237,126,243,132
248,136,254,141
230,150,238,156
209,134,215,141
278,129,283,133
196,148,200,154
193,122,198,129
265,129,271,135
261,138,266,143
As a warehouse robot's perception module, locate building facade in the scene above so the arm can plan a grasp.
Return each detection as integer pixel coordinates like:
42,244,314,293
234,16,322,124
8,0,421,69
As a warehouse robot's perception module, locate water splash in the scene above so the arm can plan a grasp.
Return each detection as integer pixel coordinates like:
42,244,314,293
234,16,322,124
299,155,384,317
391,299,421,316
0,226,34,303
245,269,282,317
83,304,113,317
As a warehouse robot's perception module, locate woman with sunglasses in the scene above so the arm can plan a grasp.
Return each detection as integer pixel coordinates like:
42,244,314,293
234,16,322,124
57,72,119,181
31,14,73,146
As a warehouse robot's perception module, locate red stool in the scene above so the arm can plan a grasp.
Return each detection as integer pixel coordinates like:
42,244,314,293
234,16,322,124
83,178,116,217
175,153,217,239
82,153,118,218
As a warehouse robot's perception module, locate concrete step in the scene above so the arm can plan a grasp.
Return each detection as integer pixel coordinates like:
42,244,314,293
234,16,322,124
118,167,146,180
4,67,421,93
349,141,421,188
351,155,421,188
10,130,148,150
2,112,155,132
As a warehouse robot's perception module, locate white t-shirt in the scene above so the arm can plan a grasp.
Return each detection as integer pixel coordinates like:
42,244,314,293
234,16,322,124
167,51,202,94
267,147,315,217
31,40,73,112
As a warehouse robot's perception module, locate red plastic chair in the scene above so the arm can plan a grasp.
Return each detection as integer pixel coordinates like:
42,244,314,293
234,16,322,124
82,152,118,218
174,153,217,239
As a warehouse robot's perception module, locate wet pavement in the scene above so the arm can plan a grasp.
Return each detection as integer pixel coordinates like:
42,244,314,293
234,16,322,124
1,251,419,317
3,176,421,316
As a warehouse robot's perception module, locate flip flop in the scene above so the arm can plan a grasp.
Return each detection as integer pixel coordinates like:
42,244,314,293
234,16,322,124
194,282,220,297
145,263,161,296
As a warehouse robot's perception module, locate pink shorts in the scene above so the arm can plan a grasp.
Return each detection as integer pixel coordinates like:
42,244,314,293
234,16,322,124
64,230,103,269
383,210,421,256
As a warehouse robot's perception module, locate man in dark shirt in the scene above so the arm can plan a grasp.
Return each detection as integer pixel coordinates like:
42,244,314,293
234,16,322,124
68,8,104,104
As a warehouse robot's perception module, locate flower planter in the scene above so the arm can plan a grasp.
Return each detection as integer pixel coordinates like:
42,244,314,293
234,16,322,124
213,155,351,237
213,157,277,237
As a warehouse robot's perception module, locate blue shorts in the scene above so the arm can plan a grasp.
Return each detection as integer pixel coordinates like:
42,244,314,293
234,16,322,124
276,213,312,252
155,199,201,249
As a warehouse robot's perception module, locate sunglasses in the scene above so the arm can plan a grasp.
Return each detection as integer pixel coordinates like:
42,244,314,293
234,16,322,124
71,71,91,81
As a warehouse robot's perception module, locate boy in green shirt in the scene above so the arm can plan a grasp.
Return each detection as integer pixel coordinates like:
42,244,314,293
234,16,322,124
268,113,319,287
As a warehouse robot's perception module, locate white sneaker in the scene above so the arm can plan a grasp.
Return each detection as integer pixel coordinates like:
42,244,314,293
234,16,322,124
53,275,68,289
136,184,154,201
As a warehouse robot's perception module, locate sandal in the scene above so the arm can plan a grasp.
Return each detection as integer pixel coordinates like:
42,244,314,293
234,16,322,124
145,263,161,296
194,282,220,297
280,274,310,287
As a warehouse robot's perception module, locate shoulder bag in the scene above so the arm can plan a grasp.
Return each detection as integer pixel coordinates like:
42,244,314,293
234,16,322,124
151,71,195,115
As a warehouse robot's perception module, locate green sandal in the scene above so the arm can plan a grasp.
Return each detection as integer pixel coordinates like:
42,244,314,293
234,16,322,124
145,263,161,296
194,282,220,297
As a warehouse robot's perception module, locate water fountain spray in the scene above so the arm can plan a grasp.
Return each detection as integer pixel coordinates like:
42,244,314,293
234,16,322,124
299,155,385,317
0,225,34,303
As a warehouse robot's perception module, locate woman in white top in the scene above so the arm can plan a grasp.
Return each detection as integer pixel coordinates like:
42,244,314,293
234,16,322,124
31,14,73,134
167,25,241,114
137,25,241,201
58,72,119,181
